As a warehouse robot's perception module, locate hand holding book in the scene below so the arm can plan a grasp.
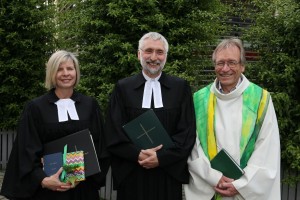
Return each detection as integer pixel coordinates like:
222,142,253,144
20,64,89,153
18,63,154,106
43,144,85,186
61,145,85,186
210,149,245,179
43,129,100,177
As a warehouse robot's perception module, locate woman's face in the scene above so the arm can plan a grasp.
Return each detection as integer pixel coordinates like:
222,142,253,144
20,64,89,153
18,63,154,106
55,59,77,90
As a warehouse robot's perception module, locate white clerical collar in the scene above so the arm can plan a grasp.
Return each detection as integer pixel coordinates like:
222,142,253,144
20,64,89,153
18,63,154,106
142,71,163,108
218,76,243,94
55,99,79,122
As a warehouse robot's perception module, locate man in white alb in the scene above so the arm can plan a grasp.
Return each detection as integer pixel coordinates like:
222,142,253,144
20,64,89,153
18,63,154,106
184,38,281,200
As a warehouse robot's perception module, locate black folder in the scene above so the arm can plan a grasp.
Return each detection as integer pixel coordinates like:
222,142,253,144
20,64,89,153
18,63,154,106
43,129,100,177
123,109,175,149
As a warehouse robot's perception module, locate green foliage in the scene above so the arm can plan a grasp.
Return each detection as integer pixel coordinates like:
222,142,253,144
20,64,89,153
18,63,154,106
241,0,300,183
55,0,227,110
0,0,55,129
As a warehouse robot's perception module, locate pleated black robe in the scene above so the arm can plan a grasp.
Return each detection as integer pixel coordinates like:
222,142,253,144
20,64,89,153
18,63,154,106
105,72,196,200
0,89,110,200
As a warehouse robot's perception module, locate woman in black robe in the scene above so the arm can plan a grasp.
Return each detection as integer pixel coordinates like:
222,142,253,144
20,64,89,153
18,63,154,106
105,32,196,200
0,50,109,200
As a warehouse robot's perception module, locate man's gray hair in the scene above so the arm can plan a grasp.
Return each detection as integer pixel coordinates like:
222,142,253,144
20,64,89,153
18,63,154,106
138,32,169,53
212,38,246,65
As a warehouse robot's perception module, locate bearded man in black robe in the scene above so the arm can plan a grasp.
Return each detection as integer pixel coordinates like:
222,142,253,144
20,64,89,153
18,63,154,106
105,32,196,200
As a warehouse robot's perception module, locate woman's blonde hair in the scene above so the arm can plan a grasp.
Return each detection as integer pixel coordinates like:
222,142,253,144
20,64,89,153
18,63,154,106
45,50,80,90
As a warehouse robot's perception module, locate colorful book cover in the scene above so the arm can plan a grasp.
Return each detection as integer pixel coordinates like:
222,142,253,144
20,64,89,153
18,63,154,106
64,150,85,184
43,129,100,177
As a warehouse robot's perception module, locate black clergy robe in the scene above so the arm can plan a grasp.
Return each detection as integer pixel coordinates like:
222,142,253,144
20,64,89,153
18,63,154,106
0,89,110,200
105,72,196,200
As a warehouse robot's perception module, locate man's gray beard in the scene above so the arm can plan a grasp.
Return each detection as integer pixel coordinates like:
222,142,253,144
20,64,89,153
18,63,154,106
140,58,165,75
143,65,163,75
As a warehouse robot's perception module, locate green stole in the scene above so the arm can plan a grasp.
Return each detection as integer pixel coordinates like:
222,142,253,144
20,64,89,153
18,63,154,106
194,82,270,169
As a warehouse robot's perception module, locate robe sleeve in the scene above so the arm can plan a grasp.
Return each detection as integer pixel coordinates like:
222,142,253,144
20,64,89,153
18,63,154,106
156,81,196,167
104,82,144,186
184,137,223,200
233,98,281,200
88,98,110,188
0,101,46,198
105,83,141,162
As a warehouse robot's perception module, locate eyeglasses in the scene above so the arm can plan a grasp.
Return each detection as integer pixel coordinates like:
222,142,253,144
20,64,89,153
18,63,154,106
140,48,166,56
215,61,240,69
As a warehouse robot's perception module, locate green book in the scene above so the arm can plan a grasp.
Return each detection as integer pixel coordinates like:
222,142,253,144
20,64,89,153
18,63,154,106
123,109,175,149
210,148,245,180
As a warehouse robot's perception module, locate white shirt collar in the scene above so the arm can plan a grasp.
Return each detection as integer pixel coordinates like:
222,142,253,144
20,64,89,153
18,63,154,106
142,71,163,108
55,99,79,122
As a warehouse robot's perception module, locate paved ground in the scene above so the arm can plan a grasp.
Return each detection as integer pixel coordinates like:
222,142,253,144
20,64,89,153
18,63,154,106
0,170,8,200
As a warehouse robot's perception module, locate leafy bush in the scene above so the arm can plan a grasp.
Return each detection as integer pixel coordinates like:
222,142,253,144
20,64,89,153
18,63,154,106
0,0,55,129
242,0,300,183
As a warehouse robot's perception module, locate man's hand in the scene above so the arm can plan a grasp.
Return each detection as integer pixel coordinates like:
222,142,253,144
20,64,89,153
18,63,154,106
214,175,238,197
138,144,162,169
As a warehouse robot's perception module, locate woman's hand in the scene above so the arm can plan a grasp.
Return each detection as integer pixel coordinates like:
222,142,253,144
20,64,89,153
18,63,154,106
41,167,73,192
